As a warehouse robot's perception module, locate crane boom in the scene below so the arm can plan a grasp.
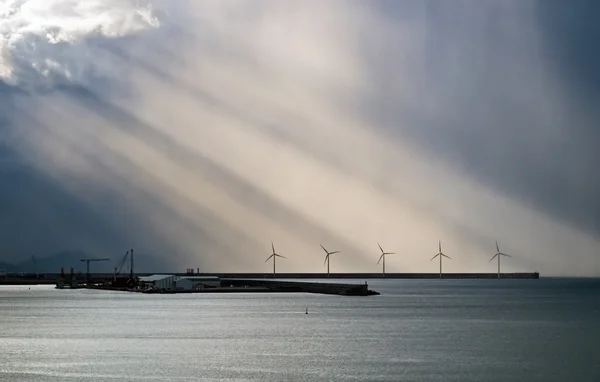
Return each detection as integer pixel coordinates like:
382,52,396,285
80,258,110,282
115,251,129,276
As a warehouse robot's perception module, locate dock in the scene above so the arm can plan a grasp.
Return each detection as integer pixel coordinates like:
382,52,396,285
220,278,378,295
55,277,380,296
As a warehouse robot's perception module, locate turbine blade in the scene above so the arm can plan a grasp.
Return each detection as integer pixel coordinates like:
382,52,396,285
495,240,500,253
377,254,384,264
441,254,451,259
324,254,329,265
275,254,286,259
265,255,274,262
500,253,512,257
320,244,328,254
384,252,395,255
430,254,439,261
377,242,384,253
329,251,340,255
439,240,442,253
272,241,275,254
489,253,498,262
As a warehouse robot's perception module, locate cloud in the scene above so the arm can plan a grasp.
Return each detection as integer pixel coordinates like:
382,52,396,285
0,0,159,88
0,0,598,275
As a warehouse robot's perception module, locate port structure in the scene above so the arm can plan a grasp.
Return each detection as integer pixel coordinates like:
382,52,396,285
113,250,131,281
265,242,286,276
377,242,395,277
430,240,451,279
129,249,134,279
320,244,340,278
490,240,512,278
80,258,110,282
32,255,39,278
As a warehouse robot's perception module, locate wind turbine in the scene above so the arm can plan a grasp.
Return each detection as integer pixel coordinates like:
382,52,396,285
490,240,511,278
377,242,395,277
320,244,339,278
265,242,285,276
431,240,451,278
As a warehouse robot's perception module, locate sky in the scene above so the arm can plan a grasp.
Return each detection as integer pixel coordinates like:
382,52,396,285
0,0,598,276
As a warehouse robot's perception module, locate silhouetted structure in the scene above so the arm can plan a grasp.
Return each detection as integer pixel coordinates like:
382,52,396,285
320,244,340,278
265,242,286,276
490,240,512,278
430,241,451,278
377,243,395,277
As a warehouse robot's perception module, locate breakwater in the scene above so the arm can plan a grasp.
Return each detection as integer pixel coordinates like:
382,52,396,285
55,278,379,296
190,272,540,279
221,278,379,295
0,272,540,286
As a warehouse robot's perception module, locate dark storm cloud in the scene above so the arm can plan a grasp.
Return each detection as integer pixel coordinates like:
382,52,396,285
536,0,600,103
0,90,137,263
359,0,600,237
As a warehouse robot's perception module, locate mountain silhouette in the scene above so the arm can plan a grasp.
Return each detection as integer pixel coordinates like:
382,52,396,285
0,261,17,273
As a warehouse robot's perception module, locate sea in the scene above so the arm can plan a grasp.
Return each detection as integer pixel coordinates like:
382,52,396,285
1,278,599,382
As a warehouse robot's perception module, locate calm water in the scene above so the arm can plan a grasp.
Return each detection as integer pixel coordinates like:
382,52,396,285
1,279,599,381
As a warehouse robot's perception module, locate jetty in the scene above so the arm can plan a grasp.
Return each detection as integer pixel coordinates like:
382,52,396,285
0,271,540,287
189,272,540,279
54,275,379,296
220,278,378,295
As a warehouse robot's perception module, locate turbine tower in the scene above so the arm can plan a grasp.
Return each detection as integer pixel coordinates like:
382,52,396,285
377,242,395,277
489,240,511,278
430,240,451,278
265,242,285,276
320,244,339,278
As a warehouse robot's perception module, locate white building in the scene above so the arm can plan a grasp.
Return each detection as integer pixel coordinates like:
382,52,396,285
138,274,176,290
175,276,220,291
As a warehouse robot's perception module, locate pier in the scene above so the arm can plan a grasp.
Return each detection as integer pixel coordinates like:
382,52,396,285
220,278,379,295
53,275,379,296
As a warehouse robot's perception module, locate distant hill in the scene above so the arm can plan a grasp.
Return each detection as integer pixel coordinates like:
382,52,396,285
0,261,17,273
1,250,176,274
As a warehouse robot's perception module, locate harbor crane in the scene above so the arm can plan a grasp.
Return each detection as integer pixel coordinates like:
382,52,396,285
113,249,135,279
80,258,110,282
113,249,135,282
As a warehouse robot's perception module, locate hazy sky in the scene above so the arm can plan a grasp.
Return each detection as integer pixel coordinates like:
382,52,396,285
0,0,598,276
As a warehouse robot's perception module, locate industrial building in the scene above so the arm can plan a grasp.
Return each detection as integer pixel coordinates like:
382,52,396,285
138,275,177,291
175,276,220,290
138,275,220,291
